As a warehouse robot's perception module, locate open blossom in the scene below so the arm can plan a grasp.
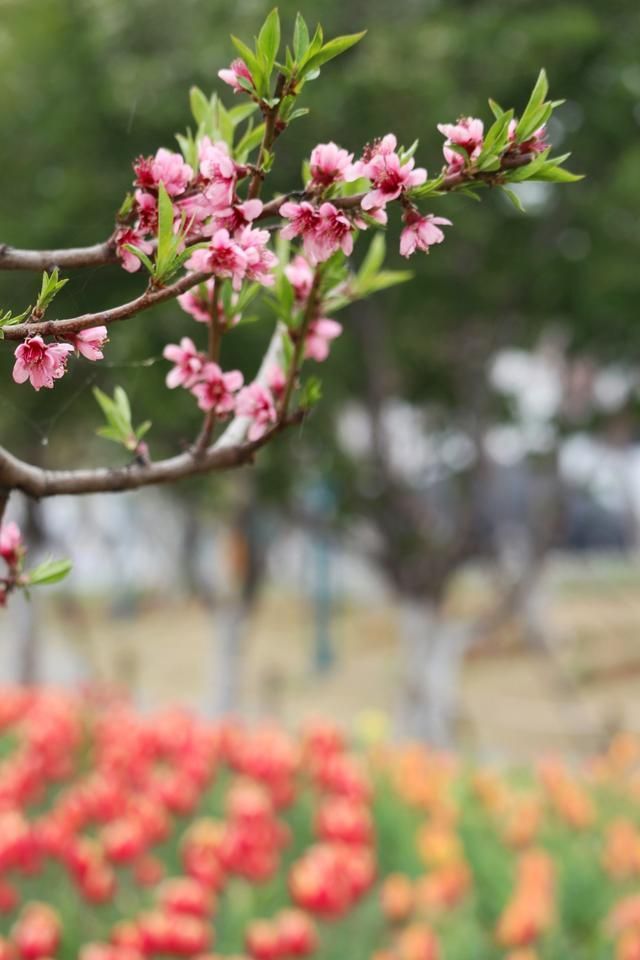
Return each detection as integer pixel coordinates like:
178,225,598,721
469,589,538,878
351,134,427,210
438,117,484,156
438,117,484,173
134,190,158,233
399,212,452,258
305,318,343,362
285,255,314,303
186,229,247,290
115,227,154,273
150,148,193,196
163,338,205,389
178,279,216,323
0,522,23,568
13,336,73,391
190,362,243,415
309,142,354,187
218,58,254,93
236,383,277,441
67,326,108,361
198,138,238,211
207,199,264,237
236,225,278,286
280,201,355,264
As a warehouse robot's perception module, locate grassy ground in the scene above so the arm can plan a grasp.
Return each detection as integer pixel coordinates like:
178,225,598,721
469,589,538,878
42,554,640,760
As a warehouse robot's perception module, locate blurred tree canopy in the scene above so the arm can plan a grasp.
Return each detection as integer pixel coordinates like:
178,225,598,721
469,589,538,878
0,0,637,508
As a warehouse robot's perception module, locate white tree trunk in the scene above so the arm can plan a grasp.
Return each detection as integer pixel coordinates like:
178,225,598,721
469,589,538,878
210,598,251,718
13,590,40,685
398,600,473,747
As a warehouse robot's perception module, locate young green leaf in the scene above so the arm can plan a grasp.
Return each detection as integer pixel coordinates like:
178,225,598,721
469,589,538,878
257,8,281,75
300,31,366,78
26,558,73,587
293,12,310,61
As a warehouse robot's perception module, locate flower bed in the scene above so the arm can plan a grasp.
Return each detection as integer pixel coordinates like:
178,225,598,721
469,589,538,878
0,689,637,959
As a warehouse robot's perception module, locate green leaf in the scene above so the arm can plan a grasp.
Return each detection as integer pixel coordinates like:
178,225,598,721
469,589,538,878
515,68,549,141
488,98,505,119
234,121,266,161
36,268,68,313
135,420,152,441
26,558,72,587
300,30,366,78
502,186,526,213
114,386,131,424
293,12,310,61
358,233,386,285
175,130,198,170
155,183,174,272
257,8,280,75
477,109,514,163
228,101,259,126
300,375,322,409
0,305,31,328
530,163,584,183
190,86,210,126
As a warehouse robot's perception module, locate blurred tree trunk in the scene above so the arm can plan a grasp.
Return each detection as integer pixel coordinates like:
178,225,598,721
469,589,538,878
14,498,45,684
211,483,265,717
398,598,473,746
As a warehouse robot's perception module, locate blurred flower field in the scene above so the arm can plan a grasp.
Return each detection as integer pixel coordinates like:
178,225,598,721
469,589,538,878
2,690,640,959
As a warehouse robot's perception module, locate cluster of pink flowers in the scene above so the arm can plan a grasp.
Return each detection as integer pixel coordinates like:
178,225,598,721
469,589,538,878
163,338,278,441
279,136,451,262
12,327,107,392
438,114,548,176
117,140,280,292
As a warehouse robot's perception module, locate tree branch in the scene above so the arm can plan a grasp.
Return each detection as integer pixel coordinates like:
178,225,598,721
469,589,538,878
1,272,211,341
0,239,117,271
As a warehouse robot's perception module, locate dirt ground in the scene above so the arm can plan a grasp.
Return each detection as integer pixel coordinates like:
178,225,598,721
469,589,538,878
43,555,640,761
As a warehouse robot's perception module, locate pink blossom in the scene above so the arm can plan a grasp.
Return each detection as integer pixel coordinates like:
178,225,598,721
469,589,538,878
163,337,205,389
203,198,264,237
186,229,247,290
304,318,343,362
150,148,193,197
236,383,277,441
0,522,23,568
279,201,355,263
399,212,452,258
134,190,158,233
235,225,278,286
437,117,484,156
309,142,354,187
438,117,484,173
348,134,398,180
190,362,243,415
198,138,238,211
67,326,108,361
267,365,286,399
218,58,254,93
115,227,154,273
284,255,314,303
280,200,320,244
360,147,427,210
178,279,216,323
133,155,156,190
12,336,73,391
